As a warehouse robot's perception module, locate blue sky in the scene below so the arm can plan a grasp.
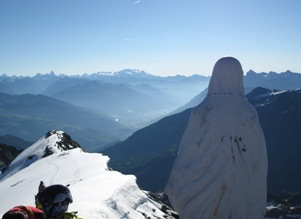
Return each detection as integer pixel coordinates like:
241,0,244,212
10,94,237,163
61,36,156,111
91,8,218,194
0,0,300,76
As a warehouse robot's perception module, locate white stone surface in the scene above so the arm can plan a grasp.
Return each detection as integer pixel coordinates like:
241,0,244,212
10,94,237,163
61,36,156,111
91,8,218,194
165,57,268,219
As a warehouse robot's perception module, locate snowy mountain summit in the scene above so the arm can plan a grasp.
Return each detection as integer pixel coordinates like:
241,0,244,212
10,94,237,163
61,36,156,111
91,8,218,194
0,131,176,218
0,130,82,181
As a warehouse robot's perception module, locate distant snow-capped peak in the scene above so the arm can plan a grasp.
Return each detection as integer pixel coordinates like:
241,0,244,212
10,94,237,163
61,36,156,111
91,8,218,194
81,69,155,79
114,69,155,78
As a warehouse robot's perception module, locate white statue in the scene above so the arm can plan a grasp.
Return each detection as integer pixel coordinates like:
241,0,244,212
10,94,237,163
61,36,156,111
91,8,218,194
165,57,268,219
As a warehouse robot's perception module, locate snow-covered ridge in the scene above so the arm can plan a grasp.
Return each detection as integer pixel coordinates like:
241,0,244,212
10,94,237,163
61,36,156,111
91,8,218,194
0,130,81,182
247,87,301,109
0,131,175,218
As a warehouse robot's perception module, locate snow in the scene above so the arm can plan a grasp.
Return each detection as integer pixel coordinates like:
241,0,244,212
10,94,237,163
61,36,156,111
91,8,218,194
0,132,167,218
0,132,63,181
271,90,288,95
166,57,268,218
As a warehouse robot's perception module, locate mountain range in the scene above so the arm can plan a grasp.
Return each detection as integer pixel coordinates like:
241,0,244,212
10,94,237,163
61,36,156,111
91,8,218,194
244,70,301,90
1,69,301,152
0,69,210,151
103,87,301,196
0,69,210,113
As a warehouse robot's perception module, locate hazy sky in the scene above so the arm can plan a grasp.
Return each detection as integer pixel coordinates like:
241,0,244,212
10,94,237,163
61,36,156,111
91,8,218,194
0,0,300,76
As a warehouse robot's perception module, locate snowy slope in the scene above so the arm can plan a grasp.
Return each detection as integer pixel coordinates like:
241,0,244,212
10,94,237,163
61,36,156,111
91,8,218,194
0,131,171,218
